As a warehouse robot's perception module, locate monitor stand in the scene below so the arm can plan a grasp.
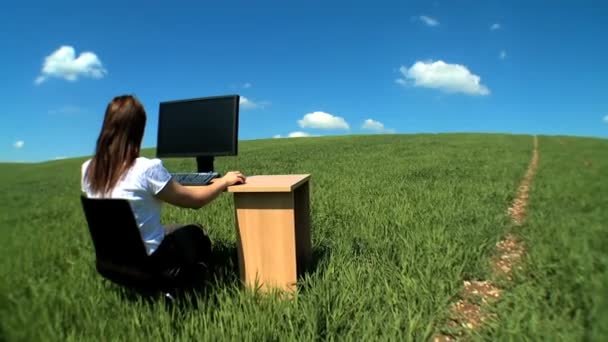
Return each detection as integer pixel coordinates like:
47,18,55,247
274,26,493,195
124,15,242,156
196,156,215,173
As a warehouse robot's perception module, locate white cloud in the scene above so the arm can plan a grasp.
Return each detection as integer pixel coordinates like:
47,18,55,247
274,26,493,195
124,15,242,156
491,23,501,31
396,60,490,96
395,78,407,85
14,140,24,149
239,96,269,110
54,156,67,160
362,119,385,131
239,96,257,109
603,115,608,124
419,15,439,27
35,45,107,85
273,132,318,138
288,131,313,138
48,105,82,115
298,111,350,130
499,50,507,60
361,119,396,133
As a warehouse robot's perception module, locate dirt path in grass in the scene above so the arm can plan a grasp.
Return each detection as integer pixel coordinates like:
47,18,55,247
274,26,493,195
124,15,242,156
433,136,539,341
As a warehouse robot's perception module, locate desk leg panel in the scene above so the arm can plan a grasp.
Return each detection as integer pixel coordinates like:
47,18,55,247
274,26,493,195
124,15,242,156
234,192,297,291
294,181,312,275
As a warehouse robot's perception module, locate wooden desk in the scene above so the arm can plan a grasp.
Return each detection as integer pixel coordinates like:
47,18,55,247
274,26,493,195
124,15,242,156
227,175,312,292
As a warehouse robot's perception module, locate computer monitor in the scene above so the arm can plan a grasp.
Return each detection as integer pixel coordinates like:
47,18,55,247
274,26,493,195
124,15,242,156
156,94,239,172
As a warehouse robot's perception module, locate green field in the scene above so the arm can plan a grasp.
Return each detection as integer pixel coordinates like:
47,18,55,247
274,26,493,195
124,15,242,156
1,134,606,341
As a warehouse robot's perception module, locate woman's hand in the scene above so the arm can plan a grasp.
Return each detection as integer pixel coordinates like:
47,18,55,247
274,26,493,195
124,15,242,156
221,171,246,186
157,171,246,209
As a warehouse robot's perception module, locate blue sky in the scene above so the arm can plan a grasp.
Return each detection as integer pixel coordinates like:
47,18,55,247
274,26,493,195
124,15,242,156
1,0,607,162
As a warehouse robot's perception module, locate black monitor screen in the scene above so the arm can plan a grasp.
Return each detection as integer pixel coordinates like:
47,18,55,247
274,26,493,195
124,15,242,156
156,95,239,157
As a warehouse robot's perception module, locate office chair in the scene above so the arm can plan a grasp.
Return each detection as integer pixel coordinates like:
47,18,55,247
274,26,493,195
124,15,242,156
80,195,179,301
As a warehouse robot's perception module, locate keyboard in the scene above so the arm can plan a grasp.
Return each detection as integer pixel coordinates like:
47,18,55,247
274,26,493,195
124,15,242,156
171,172,219,186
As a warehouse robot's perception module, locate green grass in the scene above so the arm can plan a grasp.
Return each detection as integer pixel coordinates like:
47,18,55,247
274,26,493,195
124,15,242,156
479,135,608,341
0,133,604,341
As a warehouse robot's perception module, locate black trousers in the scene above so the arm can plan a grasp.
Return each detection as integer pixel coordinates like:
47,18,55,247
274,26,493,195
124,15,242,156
149,224,212,287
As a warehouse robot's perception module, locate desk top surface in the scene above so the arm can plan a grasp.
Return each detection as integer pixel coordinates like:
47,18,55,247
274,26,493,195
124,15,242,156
226,174,310,193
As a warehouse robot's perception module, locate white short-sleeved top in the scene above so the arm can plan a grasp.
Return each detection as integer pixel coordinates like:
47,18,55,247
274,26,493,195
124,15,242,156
81,157,172,255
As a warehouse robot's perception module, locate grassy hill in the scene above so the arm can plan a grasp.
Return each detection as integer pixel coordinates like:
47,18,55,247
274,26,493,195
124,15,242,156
0,133,606,340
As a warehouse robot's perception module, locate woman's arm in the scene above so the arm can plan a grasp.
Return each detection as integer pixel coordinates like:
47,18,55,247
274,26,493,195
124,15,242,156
156,171,245,209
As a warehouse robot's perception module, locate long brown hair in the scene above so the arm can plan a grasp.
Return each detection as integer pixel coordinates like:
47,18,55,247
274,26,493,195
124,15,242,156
85,95,147,195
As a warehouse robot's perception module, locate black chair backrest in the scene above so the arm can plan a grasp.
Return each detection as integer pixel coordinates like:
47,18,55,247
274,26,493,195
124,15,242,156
80,195,150,269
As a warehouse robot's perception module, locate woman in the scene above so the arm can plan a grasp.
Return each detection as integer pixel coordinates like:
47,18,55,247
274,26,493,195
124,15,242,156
81,94,245,286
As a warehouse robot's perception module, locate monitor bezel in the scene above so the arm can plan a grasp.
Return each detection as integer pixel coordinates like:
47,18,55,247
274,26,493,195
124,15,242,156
156,94,240,158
